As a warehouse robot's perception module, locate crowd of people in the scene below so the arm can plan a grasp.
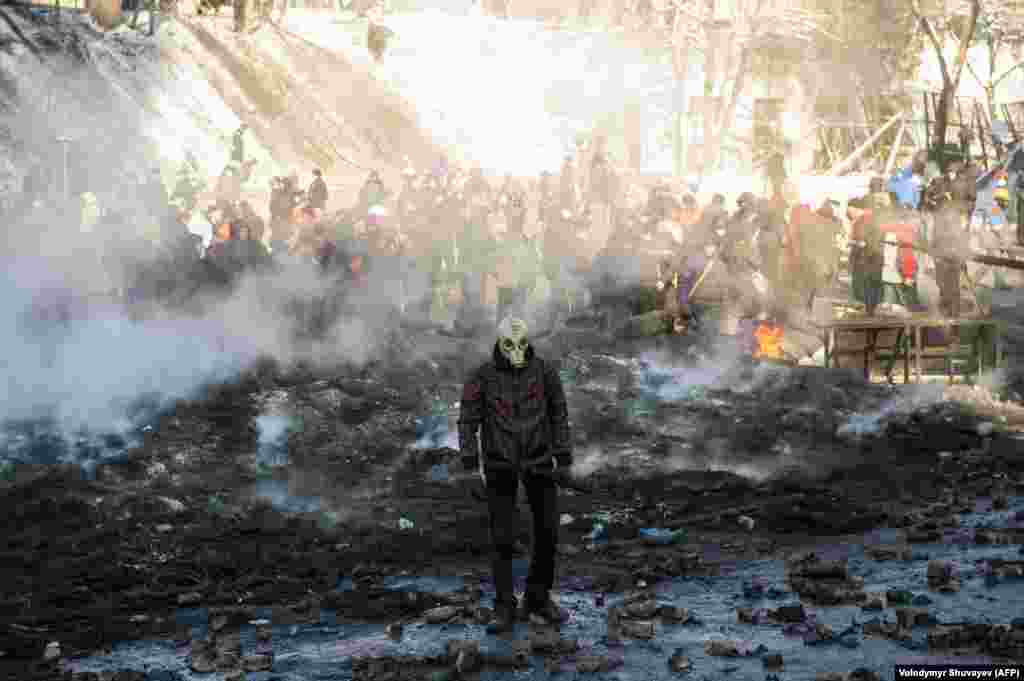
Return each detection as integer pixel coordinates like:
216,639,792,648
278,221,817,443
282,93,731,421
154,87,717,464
7,130,1013,360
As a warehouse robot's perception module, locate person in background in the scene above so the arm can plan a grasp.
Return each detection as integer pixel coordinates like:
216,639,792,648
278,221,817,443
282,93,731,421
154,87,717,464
231,124,248,165
239,201,266,244
235,221,272,270
308,169,328,212
847,197,884,316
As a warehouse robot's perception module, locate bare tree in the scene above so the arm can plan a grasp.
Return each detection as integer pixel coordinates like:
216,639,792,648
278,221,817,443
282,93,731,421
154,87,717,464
662,0,825,175
911,0,982,161
959,2,1024,123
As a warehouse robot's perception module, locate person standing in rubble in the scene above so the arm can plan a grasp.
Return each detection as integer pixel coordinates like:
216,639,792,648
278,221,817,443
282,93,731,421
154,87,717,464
366,3,394,63
924,166,967,320
231,124,248,165
847,197,884,316
458,316,573,633
677,238,733,349
803,199,843,313
503,181,528,236
308,169,328,212
357,171,389,216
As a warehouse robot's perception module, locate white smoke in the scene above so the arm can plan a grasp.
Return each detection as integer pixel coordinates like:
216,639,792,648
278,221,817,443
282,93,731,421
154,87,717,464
836,383,945,439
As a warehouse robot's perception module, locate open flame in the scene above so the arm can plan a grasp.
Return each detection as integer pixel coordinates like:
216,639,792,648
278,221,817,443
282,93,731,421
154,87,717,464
753,322,785,360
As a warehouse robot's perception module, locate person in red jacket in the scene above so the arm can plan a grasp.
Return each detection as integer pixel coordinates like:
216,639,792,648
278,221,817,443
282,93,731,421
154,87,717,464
879,207,920,308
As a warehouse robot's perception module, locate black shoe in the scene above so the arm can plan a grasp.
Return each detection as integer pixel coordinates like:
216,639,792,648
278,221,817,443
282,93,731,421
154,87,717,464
522,597,567,627
486,600,516,635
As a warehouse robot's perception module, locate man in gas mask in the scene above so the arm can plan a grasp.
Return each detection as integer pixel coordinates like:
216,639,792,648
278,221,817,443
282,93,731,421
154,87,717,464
458,317,573,634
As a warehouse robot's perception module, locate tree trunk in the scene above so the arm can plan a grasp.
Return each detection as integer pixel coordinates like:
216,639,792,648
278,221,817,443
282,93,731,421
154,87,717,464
934,80,954,162
672,46,688,179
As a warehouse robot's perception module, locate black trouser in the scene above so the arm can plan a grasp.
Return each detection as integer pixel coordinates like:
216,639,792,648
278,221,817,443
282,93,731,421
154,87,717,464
935,257,962,319
485,466,559,608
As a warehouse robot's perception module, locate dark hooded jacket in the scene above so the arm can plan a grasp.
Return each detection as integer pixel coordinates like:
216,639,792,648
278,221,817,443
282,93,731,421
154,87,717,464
458,343,572,473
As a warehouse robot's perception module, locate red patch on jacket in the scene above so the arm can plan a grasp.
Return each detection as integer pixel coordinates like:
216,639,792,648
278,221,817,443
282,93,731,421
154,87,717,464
527,382,544,402
495,398,513,418
462,382,482,402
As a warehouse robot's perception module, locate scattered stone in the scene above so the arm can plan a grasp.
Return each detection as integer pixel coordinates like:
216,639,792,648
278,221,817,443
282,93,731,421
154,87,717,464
814,623,834,641
705,639,739,657
159,497,186,513
43,641,60,661
864,618,912,642
155,523,174,533
618,620,656,639
668,650,691,673
926,560,960,592
762,653,784,670
658,606,690,623
789,557,848,580
576,654,614,673
977,422,995,437
866,546,913,561
528,629,577,654
178,592,202,606
241,654,272,672
446,640,480,673
624,599,659,619
895,607,931,629
771,604,805,623
424,606,460,624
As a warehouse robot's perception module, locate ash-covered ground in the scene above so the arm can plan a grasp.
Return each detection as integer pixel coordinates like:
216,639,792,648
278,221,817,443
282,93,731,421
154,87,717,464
2,326,1023,680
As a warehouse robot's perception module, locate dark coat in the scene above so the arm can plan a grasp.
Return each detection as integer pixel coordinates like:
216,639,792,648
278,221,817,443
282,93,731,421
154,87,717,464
308,177,328,210
458,344,572,474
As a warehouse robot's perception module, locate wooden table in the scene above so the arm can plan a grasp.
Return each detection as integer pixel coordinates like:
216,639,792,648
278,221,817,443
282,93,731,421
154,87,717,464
815,316,1005,383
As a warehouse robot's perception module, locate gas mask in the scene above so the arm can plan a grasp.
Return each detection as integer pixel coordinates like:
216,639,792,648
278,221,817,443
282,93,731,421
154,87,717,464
497,317,530,369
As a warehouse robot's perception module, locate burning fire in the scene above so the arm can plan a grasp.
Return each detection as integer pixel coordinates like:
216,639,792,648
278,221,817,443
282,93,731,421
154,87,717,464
753,321,785,360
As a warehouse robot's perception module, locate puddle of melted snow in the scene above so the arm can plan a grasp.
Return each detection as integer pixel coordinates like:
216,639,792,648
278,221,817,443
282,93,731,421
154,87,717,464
64,499,1024,681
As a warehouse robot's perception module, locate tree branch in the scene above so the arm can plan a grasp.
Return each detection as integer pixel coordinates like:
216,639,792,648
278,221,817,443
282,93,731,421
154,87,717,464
993,60,1024,88
917,12,952,85
949,0,981,91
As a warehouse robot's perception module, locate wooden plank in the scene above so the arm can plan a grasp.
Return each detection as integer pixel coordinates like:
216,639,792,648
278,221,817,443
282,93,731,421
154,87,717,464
827,111,905,177
1004,104,1020,143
